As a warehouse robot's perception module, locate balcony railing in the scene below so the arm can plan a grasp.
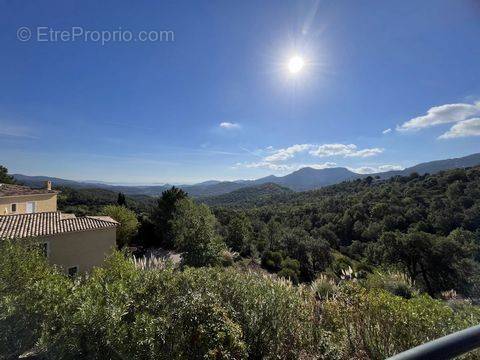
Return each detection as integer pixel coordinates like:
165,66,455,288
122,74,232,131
387,324,480,360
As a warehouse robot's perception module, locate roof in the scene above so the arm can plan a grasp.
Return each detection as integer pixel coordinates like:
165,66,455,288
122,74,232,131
0,212,118,239
0,183,58,197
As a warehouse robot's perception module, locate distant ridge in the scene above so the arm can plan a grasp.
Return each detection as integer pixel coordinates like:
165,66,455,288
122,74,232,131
366,152,480,180
12,152,480,197
267,167,357,191
200,183,293,206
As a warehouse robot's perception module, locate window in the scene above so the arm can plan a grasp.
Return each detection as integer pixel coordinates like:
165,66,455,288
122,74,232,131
68,266,79,277
26,201,36,213
39,242,50,258
11,203,17,212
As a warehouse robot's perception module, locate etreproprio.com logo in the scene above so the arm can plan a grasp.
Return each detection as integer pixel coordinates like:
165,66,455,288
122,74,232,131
17,26,175,45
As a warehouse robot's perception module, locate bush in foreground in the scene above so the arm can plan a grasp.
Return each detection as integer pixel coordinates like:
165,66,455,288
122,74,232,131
0,242,334,359
321,283,480,359
1,241,480,360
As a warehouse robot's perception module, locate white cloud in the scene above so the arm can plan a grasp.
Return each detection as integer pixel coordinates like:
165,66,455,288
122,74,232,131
438,118,480,139
300,162,337,170
233,142,383,173
346,148,384,157
264,144,312,162
234,161,337,172
382,128,392,134
235,161,294,171
396,101,480,132
308,143,354,157
349,164,404,174
309,143,383,158
378,164,404,171
219,122,241,130
262,143,383,162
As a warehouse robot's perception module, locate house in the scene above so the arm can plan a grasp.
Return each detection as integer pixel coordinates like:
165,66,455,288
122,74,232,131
0,181,58,215
0,182,118,275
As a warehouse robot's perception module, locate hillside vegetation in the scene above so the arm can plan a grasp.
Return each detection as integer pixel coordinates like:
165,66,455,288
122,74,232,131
211,167,480,295
3,165,480,358
1,241,480,359
57,186,152,215
200,183,293,207
55,166,480,297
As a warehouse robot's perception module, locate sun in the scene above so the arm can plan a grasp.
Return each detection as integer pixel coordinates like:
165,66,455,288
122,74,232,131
287,55,305,74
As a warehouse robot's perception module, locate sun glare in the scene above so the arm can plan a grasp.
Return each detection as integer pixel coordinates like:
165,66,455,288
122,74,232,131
287,55,305,74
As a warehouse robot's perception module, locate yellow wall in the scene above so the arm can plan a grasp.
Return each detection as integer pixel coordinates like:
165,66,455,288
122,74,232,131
0,193,57,215
36,227,117,273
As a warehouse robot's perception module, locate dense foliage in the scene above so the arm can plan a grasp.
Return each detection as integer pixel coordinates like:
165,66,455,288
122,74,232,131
170,198,226,267
6,161,479,296
3,164,480,358
56,186,150,215
149,186,188,248
201,183,293,207
1,241,480,360
210,167,480,296
44,165,480,296
0,166,16,185
101,205,139,248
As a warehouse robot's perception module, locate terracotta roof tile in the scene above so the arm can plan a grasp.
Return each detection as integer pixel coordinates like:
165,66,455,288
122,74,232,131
0,212,118,239
0,183,58,197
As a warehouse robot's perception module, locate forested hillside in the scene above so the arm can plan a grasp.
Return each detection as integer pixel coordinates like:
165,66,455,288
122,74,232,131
201,183,293,207
57,186,152,215
211,167,480,295
51,165,480,297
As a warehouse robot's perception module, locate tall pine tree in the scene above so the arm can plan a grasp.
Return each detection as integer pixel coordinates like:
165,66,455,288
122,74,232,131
0,165,16,184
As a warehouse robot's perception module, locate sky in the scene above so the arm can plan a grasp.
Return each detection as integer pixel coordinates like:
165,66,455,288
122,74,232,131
1,0,480,184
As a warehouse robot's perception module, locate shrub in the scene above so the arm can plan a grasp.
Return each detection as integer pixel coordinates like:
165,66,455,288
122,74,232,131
311,274,338,300
365,271,417,299
280,257,301,282
277,267,299,284
0,243,336,359
3,241,480,360
322,283,480,359
329,256,353,276
0,240,72,359
262,250,283,271
201,268,337,359
38,252,248,359
219,249,237,267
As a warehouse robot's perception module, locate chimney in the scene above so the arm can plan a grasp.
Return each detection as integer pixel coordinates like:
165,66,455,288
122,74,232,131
45,180,52,191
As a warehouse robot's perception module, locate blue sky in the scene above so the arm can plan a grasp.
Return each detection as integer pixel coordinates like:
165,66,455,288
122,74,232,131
1,0,480,184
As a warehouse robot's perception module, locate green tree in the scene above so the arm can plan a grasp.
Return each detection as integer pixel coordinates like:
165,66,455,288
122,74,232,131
226,214,252,254
0,240,71,359
283,228,332,282
373,230,478,295
0,165,16,184
278,257,301,284
150,186,187,248
265,219,285,251
170,198,225,267
262,250,283,271
117,192,126,206
101,205,139,248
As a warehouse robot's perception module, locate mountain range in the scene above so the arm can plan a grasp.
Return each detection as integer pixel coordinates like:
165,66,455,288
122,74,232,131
12,152,480,197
